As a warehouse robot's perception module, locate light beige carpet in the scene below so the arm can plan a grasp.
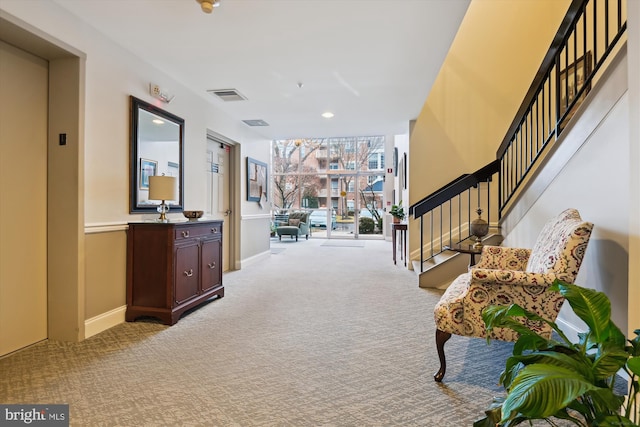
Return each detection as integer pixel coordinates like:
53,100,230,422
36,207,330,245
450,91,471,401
1,238,521,426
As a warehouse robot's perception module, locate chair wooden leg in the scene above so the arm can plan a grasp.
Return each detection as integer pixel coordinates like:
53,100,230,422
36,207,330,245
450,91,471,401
434,329,452,382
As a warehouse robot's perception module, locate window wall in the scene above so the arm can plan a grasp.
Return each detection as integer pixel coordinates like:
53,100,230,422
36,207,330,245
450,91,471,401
272,136,386,238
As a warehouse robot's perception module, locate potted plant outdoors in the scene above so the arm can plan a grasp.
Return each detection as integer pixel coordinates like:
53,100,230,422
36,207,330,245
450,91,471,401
390,201,406,224
475,280,640,427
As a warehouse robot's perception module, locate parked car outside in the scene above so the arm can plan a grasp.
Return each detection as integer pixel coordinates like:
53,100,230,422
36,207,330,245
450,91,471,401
309,209,337,229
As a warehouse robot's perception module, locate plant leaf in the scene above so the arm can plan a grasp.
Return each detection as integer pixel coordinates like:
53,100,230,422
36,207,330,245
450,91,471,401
585,387,625,415
592,346,630,380
506,351,592,378
556,281,612,342
628,356,640,376
512,334,552,356
595,414,638,426
501,364,599,422
483,304,552,348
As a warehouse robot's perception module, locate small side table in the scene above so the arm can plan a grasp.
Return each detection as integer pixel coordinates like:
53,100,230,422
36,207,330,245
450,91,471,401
444,243,483,267
392,223,408,266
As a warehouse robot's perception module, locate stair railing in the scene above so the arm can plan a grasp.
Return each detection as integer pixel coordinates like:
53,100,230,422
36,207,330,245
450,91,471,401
409,160,499,272
497,0,627,216
408,0,626,273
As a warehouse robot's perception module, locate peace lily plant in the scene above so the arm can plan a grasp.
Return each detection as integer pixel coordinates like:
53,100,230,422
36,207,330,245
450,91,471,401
474,280,640,427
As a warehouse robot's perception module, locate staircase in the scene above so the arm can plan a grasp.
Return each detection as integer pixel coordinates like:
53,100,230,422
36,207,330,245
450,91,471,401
411,234,503,289
408,161,502,288
406,0,626,289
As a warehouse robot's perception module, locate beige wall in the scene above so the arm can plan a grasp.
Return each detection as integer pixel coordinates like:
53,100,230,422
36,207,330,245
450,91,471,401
85,230,127,319
408,0,571,253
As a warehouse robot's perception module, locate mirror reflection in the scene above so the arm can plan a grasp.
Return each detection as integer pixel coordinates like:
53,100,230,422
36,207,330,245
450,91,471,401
130,96,184,213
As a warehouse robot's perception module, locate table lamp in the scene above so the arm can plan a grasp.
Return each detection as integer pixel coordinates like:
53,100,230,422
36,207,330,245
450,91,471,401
149,175,177,222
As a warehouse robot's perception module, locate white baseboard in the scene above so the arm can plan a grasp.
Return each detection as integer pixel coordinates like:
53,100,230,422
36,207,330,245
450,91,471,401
555,316,583,343
84,305,126,339
239,250,271,268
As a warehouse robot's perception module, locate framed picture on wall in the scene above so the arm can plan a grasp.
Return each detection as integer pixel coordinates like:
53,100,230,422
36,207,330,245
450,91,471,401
393,147,398,177
559,51,592,122
247,157,267,202
139,158,157,190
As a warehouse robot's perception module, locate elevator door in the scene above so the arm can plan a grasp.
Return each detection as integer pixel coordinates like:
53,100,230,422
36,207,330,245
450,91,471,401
0,41,49,356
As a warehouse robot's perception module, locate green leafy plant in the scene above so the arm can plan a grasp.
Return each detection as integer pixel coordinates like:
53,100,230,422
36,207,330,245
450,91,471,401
474,280,639,427
390,201,406,221
359,217,375,234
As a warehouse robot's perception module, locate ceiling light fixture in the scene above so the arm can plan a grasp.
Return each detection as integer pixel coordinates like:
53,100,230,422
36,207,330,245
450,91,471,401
322,112,334,119
196,0,220,14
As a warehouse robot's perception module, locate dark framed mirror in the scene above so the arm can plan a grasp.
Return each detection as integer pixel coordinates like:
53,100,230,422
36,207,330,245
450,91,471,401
130,96,184,213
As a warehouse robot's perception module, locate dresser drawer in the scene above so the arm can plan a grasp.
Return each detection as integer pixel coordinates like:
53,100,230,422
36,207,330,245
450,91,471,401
174,223,222,240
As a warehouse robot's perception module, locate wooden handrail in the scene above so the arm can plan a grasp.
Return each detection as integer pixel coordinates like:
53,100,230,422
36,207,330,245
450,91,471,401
410,160,499,219
496,0,586,158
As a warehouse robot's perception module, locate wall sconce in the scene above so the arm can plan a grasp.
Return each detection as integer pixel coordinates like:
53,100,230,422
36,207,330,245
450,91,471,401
149,175,178,222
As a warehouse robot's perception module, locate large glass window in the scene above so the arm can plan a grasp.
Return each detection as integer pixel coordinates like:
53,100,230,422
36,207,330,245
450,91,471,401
271,136,386,238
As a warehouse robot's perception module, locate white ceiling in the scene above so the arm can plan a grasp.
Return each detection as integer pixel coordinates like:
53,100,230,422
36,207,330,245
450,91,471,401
53,0,470,140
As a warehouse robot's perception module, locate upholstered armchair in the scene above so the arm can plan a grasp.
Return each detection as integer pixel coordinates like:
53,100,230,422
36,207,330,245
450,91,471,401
276,211,310,241
433,208,593,382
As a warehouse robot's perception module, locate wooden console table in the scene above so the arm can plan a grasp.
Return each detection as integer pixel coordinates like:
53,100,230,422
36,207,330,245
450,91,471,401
126,220,224,325
392,223,408,266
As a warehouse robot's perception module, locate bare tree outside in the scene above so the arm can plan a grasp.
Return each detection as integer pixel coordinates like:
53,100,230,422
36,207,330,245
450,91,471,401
271,136,386,235
272,139,324,211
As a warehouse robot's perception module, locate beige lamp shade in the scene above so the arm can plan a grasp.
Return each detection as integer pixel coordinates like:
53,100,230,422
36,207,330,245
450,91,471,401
149,175,177,201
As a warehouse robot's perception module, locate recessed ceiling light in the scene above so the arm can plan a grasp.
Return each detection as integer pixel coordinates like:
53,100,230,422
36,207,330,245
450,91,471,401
152,119,165,125
322,112,334,118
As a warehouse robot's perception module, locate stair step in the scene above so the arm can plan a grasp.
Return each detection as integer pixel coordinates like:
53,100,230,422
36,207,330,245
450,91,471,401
415,233,503,289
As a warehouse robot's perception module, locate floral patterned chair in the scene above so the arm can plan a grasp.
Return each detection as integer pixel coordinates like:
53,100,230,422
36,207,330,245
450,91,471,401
433,208,593,382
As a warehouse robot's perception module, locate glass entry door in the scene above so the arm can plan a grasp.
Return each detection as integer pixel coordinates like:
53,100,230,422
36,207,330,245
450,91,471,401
320,172,385,239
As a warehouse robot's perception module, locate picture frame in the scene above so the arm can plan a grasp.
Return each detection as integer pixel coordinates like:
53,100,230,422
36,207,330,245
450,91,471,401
139,158,157,190
247,157,267,202
559,51,592,121
403,152,407,189
393,147,398,177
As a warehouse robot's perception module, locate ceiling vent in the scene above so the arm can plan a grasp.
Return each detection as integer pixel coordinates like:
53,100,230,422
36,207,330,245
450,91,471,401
207,88,247,102
242,119,269,127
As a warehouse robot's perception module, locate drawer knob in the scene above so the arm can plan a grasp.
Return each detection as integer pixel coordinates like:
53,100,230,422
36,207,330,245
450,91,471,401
208,262,216,269
211,228,218,233
181,230,190,238
184,269,193,277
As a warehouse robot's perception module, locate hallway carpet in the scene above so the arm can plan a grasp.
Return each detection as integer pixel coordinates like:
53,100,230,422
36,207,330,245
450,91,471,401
2,238,521,426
